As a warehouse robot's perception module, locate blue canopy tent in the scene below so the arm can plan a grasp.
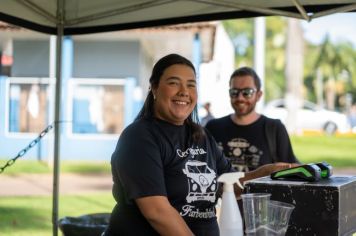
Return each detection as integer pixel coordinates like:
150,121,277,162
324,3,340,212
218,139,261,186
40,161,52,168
1,1,356,235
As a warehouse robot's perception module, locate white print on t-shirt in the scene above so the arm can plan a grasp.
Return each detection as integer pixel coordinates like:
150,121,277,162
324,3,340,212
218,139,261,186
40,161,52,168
180,205,215,218
176,147,207,159
223,137,262,171
182,160,217,203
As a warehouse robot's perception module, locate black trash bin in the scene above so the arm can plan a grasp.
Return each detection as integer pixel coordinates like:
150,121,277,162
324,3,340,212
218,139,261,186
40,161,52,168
58,213,110,236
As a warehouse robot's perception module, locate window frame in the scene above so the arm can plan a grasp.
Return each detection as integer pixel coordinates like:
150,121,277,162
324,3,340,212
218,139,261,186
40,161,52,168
5,77,54,138
67,78,126,139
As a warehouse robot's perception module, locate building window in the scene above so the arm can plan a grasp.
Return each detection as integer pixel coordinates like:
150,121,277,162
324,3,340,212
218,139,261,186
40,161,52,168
8,79,50,133
69,79,125,135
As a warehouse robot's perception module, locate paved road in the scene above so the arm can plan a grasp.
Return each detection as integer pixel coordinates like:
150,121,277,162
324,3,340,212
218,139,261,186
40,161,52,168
0,168,355,196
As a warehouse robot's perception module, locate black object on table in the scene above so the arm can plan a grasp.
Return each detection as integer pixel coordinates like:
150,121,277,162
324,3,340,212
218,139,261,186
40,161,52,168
245,175,356,235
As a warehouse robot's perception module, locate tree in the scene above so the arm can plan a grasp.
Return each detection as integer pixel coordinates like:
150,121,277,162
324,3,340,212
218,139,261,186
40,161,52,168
223,17,288,101
223,17,356,110
312,35,356,110
223,19,254,67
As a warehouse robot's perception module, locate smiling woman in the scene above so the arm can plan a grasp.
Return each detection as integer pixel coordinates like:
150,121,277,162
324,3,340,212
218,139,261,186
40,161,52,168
105,54,297,236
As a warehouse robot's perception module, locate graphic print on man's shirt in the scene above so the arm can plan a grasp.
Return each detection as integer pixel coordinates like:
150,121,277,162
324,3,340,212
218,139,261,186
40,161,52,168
219,137,263,171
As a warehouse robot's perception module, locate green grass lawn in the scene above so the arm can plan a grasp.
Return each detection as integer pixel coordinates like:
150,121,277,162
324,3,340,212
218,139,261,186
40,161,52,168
0,161,113,236
0,193,115,236
0,160,110,175
291,135,356,167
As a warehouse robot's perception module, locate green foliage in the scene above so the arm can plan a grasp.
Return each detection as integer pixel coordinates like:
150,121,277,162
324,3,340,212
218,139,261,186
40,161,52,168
223,17,288,101
222,19,254,67
0,194,114,236
264,17,287,101
338,42,356,95
304,43,321,102
307,36,356,107
223,16,356,106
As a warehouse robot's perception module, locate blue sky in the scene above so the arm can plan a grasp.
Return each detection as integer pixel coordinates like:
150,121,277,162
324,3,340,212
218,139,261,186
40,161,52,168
302,13,356,48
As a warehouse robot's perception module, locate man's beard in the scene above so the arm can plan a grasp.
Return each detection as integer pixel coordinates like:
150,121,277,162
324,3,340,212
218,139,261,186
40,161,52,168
233,102,256,117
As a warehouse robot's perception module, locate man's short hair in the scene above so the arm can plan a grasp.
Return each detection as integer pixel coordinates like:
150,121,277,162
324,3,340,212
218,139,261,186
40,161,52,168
229,67,261,91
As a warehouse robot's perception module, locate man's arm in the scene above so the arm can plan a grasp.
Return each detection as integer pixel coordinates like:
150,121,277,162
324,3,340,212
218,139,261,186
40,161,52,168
233,162,299,196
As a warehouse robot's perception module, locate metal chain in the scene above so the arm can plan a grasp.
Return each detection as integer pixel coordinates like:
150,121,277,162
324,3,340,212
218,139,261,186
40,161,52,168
0,123,54,173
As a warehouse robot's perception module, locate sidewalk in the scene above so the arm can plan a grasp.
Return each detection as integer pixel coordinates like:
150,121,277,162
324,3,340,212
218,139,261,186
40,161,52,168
0,168,355,197
0,173,112,197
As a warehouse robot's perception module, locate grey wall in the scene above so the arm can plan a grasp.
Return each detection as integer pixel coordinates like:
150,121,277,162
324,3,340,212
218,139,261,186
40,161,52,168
12,40,49,77
139,47,154,94
73,40,140,78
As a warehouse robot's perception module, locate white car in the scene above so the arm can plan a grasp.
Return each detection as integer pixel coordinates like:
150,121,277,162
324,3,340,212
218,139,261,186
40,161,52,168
263,99,351,135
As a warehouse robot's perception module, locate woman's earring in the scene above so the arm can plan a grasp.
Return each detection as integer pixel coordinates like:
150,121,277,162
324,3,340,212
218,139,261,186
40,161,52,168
153,94,156,100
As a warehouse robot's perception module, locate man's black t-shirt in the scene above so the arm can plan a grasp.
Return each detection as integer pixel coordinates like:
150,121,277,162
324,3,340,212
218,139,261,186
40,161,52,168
205,115,297,172
108,118,232,235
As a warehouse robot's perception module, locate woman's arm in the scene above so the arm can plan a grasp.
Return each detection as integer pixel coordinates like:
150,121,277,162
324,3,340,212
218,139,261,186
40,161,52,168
136,196,194,236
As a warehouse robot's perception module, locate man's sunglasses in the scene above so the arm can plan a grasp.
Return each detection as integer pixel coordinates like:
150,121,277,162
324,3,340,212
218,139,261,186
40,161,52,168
229,88,257,98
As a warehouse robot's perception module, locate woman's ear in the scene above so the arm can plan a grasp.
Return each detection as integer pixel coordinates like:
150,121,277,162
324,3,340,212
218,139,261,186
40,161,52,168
151,86,158,100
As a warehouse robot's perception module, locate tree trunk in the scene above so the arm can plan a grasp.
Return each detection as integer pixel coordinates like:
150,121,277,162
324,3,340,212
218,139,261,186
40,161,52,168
315,68,324,107
285,18,304,134
325,78,336,110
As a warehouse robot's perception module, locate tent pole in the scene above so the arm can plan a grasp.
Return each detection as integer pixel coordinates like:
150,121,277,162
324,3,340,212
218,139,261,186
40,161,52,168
52,28,63,236
52,1,64,235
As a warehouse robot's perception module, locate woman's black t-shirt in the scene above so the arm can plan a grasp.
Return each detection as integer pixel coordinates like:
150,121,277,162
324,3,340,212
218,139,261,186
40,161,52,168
107,118,232,235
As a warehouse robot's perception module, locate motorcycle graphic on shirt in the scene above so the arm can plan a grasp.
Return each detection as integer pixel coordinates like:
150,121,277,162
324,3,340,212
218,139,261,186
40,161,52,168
221,137,263,171
182,160,217,203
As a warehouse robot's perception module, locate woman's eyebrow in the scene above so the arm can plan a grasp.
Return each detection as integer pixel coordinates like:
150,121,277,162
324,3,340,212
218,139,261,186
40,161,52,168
187,79,197,84
165,76,196,83
166,76,180,81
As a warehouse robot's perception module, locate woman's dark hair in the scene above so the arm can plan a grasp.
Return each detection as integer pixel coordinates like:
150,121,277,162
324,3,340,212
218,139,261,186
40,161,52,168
135,53,204,142
229,66,261,91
